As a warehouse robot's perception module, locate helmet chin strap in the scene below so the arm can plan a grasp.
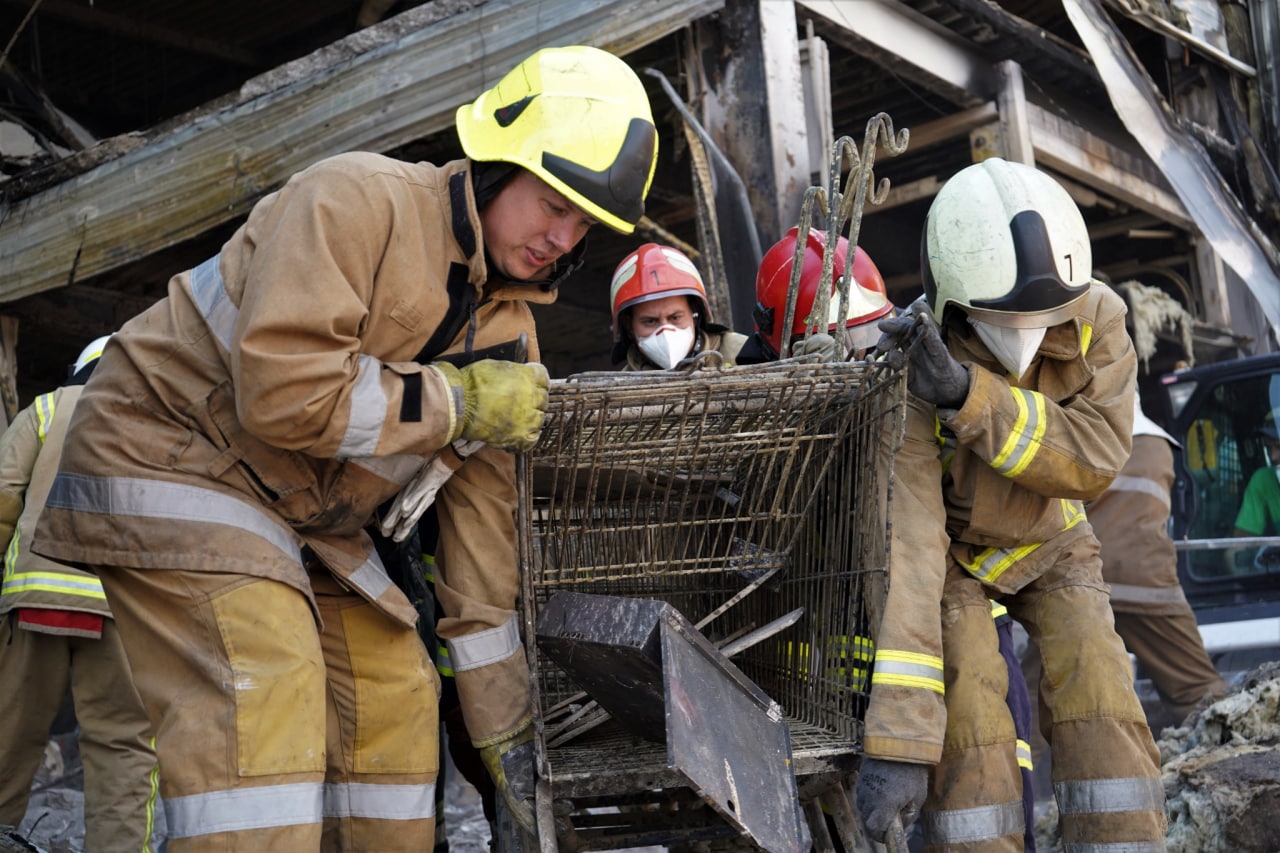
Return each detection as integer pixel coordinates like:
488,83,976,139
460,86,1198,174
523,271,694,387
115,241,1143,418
486,239,587,293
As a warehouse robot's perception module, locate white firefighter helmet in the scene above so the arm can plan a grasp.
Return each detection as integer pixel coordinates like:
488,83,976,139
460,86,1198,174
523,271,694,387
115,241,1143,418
921,158,1091,329
73,335,111,374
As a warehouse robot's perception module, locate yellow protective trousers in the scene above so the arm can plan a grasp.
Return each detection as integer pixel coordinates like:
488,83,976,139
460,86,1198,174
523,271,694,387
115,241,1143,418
0,618,157,852
97,566,439,852
924,532,1166,851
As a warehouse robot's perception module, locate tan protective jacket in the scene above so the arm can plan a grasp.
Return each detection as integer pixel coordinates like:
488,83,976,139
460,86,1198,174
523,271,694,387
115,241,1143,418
1089,434,1187,614
0,385,111,621
864,283,1136,764
32,153,554,742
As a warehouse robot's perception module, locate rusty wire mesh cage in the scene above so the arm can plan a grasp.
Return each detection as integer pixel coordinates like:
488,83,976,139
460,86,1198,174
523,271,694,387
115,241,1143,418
516,358,906,849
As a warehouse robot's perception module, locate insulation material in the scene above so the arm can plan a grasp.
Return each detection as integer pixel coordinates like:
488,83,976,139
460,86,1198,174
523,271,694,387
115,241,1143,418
1117,279,1196,369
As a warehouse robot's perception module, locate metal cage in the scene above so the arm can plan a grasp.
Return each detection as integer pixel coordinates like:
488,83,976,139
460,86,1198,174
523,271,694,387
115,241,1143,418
516,358,906,851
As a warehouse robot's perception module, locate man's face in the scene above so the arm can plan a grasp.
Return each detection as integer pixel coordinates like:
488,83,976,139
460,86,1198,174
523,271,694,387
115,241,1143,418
628,295,697,340
479,170,597,281
1265,436,1280,466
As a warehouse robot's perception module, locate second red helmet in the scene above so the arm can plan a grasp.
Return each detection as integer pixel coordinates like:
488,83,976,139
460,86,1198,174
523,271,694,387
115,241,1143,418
753,226,891,358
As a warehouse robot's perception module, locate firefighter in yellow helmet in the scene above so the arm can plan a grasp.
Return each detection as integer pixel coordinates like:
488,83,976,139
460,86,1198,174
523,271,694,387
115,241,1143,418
856,159,1165,850
32,45,657,849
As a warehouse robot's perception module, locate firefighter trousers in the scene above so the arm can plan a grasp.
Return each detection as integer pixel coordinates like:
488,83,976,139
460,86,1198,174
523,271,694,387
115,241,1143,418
0,617,158,851
96,565,439,852
928,533,1167,851
1113,608,1228,728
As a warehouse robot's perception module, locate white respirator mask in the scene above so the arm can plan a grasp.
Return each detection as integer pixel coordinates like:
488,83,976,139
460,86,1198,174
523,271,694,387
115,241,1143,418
968,317,1046,380
637,324,696,370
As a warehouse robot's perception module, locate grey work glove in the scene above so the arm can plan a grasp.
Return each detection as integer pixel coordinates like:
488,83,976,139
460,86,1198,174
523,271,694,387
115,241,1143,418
855,757,929,844
378,440,485,542
875,309,969,408
480,722,538,837
792,332,840,363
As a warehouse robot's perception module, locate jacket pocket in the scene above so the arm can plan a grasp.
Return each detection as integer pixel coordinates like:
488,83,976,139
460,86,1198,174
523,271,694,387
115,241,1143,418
188,382,327,525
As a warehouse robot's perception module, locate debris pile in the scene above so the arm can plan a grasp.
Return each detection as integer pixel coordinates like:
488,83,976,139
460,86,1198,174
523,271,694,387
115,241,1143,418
1034,662,1280,852
1159,661,1280,853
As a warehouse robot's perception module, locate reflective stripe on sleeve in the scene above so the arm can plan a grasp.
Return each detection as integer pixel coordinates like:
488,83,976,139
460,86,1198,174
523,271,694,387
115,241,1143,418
46,473,302,563
336,354,388,459
921,800,1024,845
870,650,945,694
992,387,1046,477
1106,474,1171,510
445,613,522,672
1,571,106,600
35,393,55,443
165,781,323,838
1055,776,1165,815
323,781,435,821
189,254,237,352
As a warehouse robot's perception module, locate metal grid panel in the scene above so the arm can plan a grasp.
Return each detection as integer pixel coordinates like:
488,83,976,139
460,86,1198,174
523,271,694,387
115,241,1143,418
517,359,906,790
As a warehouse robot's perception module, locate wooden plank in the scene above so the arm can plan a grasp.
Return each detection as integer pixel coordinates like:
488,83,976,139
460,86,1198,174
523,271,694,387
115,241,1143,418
0,0,725,304
1028,101,1191,228
797,0,995,108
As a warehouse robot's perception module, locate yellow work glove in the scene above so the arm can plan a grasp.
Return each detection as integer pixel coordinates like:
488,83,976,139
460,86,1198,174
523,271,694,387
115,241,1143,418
479,721,538,837
433,360,550,452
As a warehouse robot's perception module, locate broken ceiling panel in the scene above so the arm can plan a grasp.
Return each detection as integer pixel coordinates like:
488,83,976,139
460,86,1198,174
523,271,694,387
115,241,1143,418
1065,0,1280,338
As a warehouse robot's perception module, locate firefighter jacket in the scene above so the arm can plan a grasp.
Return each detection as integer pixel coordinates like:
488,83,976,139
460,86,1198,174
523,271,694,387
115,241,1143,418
0,383,111,626
864,282,1136,764
1090,434,1188,615
31,153,556,742
621,328,748,371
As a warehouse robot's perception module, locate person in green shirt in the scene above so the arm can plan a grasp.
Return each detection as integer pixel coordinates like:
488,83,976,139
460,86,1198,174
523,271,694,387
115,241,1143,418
1233,414,1280,538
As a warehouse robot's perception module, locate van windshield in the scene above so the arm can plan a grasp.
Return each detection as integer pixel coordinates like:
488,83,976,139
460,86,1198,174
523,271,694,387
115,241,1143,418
1180,371,1280,581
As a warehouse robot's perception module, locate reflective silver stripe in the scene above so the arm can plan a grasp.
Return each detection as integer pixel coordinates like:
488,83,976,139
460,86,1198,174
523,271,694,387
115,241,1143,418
1107,475,1170,510
46,473,301,562
346,551,393,601
189,254,238,352
323,781,435,820
1062,843,1167,852
921,800,1024,844
1108,582,1188,607
446,613,522,671
337,354,388,459
165,782,322,838
1055,776,1164,815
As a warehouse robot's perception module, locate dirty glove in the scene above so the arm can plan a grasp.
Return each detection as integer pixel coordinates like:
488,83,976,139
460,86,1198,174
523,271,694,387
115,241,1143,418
480,722,538,837
434,360,550,452
855,757,929,843
379,439,484,542
792,332,840,363
876,309,969,408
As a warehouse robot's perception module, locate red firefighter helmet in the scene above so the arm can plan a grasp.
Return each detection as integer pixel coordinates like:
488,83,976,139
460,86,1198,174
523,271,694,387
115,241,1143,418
753,227,891,358
610,243,713,341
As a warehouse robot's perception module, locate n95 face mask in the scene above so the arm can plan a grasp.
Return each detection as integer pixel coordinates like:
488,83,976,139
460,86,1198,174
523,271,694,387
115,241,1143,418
637,325,695,370
968,317,1046,380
